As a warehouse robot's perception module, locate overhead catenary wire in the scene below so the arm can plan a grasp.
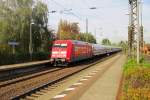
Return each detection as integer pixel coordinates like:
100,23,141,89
50,0,82,20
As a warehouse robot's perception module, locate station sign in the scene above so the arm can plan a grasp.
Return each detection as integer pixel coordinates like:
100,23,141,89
8,42,19,46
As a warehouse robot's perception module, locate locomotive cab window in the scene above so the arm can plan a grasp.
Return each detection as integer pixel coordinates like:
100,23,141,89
53,44,61,47
53,44,67,48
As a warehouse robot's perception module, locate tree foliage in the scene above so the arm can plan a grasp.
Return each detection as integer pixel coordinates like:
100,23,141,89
79,33,96,43
57,19,96,43
102,38,111,45
57,19,80,40
119,41,128,53
0,0,53,54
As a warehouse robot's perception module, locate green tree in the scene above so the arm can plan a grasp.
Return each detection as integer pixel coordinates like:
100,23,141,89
118,41,128,53
102,38,111,45
79,33,96,43
0,0,52,53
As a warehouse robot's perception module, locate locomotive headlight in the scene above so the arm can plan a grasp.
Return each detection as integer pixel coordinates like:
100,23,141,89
61,51,67,54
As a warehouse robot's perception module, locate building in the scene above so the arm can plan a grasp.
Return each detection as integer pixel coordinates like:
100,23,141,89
143,44,150,55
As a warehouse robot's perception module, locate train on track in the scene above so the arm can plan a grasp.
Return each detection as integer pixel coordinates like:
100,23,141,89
50,40,121,66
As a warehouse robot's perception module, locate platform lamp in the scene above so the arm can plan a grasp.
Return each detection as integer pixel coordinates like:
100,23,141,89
29,19,34,60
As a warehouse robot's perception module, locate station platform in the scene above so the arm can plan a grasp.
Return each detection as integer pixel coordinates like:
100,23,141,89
50,54,126,100
78,55,126,100
0,60,50,71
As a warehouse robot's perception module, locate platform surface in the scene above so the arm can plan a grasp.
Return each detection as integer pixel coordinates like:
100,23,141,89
79,55,126,100
0,60,50,71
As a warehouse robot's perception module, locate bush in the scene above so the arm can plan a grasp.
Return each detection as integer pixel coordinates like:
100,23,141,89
0,52,50,66
121,58,150,100
32,52,50,60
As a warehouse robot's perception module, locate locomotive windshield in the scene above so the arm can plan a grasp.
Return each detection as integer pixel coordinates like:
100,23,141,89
53,44,67,48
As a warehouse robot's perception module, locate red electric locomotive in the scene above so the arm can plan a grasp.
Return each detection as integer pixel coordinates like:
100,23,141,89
50,40,93,66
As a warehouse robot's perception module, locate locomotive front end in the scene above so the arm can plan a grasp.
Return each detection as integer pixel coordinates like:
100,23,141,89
50,40,71,66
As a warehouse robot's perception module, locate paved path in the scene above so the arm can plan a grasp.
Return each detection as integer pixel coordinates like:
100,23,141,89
79,55,126,100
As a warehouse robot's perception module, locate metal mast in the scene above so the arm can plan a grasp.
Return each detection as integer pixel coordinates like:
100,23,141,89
128,0,141,63
140,1,144,55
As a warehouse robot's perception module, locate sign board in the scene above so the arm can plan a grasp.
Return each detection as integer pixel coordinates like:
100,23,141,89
8,42,19,54
8,42,19,46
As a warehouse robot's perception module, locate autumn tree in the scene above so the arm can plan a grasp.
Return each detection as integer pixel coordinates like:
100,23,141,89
57,20,80,40
57,19,96,43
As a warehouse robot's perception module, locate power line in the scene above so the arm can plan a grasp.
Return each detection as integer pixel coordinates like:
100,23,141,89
50,0,82,20
51,0,65,9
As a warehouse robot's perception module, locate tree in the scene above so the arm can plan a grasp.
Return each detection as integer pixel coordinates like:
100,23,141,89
79,33,96,43
56,19,96,43
57,20,80,40
32,1,50,52
0,0,52,53
102,38,111,45
118,41,128,53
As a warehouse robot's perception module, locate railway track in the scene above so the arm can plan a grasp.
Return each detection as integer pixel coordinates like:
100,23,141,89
0,60,50,82
21,54,121,100
0,67,64,100
0,53,118,100
0,67,61,88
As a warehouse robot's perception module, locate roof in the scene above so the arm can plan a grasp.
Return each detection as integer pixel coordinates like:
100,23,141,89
54,40,90,45
145,44,150,48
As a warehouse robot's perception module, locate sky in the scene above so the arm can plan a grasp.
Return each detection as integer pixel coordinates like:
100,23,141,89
42,0,150,44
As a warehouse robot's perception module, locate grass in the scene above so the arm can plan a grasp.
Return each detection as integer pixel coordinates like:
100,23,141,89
121,58,150,100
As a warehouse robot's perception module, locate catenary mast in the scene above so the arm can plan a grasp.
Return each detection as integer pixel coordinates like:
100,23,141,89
128,0,142,63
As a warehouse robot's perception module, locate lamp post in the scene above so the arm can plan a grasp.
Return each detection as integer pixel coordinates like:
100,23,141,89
85,7,97,41
86,7,97,34
86,18,88,34
136,0,140,63
94,27,103,42
47,11,57,38
29,19,34,60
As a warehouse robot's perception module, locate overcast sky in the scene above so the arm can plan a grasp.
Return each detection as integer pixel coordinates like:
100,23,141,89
43,0,150,44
